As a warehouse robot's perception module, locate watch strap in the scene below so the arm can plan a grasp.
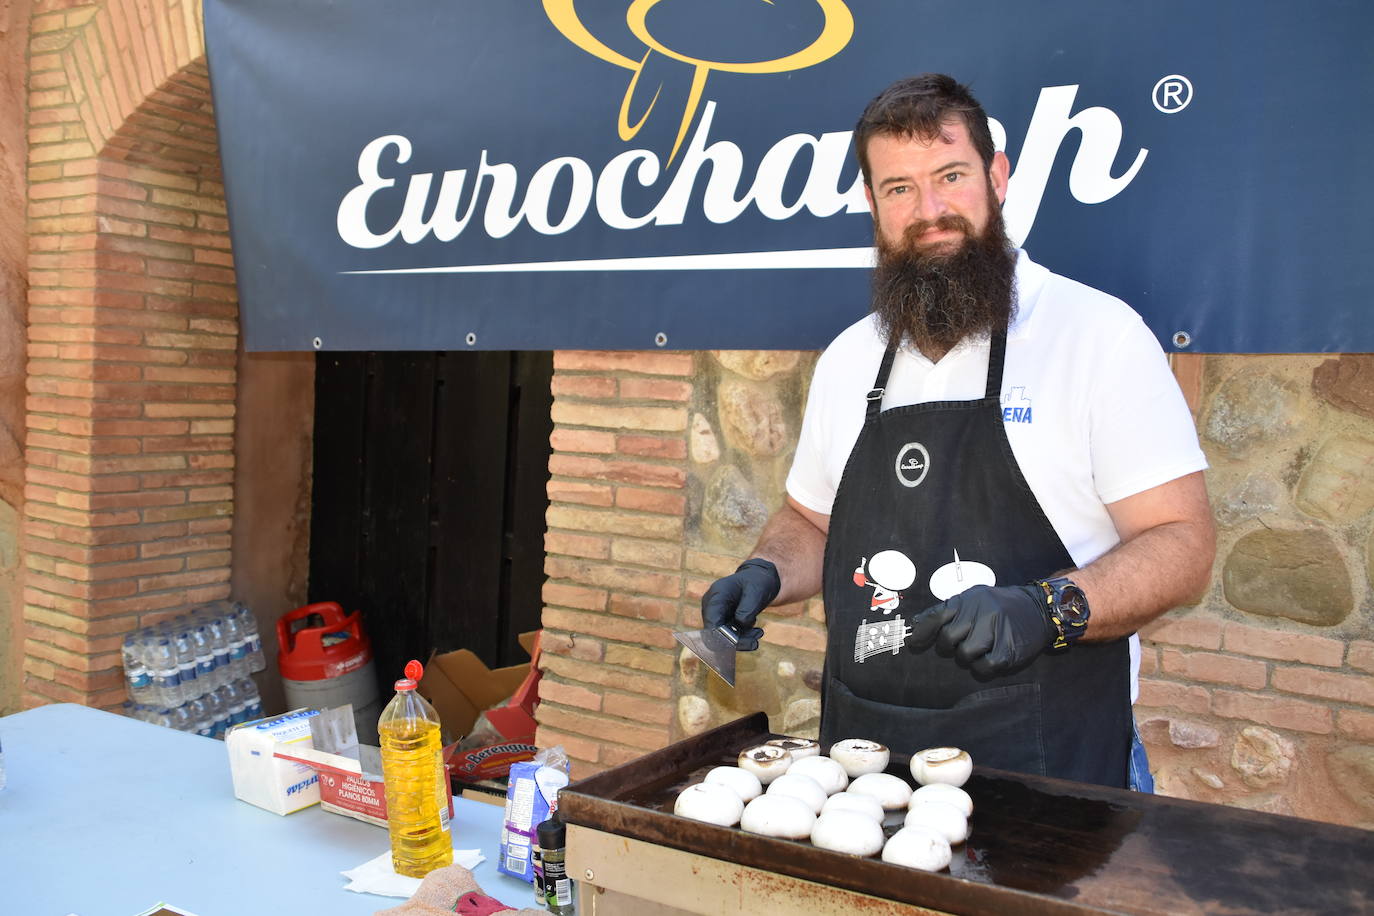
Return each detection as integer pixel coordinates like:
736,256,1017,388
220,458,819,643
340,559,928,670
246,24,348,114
1037,576,1088,650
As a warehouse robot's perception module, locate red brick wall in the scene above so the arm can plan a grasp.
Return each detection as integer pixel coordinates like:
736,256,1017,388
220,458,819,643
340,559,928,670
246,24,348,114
22,2,228,709
535,350,694,774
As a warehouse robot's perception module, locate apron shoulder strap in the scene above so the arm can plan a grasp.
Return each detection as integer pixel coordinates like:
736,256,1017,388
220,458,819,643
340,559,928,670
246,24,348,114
866,346,898,422
985,328,1008,400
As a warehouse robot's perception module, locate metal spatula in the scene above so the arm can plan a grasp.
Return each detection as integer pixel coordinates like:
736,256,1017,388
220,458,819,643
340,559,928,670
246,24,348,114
674,625,741,687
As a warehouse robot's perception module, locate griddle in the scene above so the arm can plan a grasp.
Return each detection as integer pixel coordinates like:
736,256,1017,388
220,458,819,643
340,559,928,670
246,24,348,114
558,712,1374,915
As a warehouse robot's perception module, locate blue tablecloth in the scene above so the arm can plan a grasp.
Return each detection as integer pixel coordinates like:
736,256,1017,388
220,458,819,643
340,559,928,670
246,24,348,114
0,703,535,916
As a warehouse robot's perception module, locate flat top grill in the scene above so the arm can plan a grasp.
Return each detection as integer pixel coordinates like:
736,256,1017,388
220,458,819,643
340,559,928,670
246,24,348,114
558,713,1374,916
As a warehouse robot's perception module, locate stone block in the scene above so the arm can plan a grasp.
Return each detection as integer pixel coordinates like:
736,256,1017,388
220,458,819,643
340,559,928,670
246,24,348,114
1312,354,1374,421
1222,528,1352,626
712,350,802,381
1229,726,1294,789
1213,474,1282,528
702,466,769,543
781,697,820,736
1202,369,1302,458
1170,719,1222,749
718,379,788,457
1326,746,1374,817
678,694,711,736
1294,435,1374,523
689,412,720,464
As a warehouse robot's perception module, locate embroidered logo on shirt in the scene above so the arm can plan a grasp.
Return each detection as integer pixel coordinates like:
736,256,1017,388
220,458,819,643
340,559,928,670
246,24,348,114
1002,386,1033,424
894,441,930,487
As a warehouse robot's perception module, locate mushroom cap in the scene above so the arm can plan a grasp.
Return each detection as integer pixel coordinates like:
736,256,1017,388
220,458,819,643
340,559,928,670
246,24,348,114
904,799,970,844
848,771,914,810
740,793,817,839
811,810,886,857
673,782,745,827
820,792,886,823
882,825,953,872
766,737,821,760
704,765,763,803
765,771,828,814
910,783,973,817
787,755,850,795
911,747,972,787
829,738,891,778
738,744,793,785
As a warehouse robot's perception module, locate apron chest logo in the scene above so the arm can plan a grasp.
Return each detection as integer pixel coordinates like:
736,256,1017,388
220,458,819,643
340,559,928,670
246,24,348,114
894,442,930,488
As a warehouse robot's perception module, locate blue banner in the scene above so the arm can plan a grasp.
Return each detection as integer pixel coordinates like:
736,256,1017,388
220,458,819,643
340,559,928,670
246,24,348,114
204,0,1374,352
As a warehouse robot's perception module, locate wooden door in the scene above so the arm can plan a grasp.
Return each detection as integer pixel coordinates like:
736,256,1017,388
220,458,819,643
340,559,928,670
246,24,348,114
308,351,551,681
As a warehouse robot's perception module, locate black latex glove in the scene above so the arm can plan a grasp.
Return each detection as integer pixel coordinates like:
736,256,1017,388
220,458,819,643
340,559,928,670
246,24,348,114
909,584,1056,677
700,558,780,651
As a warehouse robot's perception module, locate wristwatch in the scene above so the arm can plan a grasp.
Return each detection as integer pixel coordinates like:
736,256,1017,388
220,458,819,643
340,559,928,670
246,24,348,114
1036,576,1090,650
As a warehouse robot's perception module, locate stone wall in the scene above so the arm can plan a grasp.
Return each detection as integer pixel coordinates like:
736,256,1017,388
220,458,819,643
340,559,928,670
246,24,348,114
539,349,1374,829
1137,353,1374,827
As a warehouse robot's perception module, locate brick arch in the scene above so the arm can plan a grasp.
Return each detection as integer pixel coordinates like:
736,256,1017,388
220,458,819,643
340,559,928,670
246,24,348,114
23,0,235,709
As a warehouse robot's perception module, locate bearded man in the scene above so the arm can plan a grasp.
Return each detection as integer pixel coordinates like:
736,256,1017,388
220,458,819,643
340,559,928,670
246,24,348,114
701,74,1215,790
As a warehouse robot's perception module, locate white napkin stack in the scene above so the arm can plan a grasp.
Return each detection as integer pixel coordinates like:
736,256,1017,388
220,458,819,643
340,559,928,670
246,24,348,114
341,849,486,897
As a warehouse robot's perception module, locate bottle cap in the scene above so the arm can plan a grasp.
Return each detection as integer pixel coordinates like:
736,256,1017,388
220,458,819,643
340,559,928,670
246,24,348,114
395,658,424,691
537,817,565,849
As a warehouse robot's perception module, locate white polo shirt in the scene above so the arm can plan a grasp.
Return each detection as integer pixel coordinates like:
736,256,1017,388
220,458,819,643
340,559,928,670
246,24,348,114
786,250,1208,700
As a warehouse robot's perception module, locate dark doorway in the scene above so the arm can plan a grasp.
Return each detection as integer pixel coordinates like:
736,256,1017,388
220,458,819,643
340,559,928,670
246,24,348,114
308,351,552,682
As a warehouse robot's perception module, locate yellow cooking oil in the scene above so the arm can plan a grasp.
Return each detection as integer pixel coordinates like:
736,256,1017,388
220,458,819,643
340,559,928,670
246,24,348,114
379,660,453,877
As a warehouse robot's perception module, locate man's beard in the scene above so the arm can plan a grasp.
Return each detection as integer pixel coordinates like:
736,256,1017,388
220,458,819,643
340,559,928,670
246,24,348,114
870,201,1018,358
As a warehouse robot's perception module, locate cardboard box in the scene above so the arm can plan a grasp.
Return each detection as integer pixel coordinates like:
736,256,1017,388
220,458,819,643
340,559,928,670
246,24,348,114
272,706,455,828
226,708,322,815
419,631,543,781
274,744,455,828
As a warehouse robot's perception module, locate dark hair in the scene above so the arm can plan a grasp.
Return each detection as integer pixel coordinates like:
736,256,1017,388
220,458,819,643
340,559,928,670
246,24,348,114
854,74,996,185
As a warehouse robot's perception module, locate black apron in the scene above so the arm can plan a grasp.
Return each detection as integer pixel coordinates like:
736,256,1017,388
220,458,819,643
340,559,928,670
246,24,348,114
817,330,1132,788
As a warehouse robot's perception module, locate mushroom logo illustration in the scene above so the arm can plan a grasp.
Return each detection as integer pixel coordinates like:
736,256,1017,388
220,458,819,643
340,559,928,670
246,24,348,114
543,0,855,164
853,550,917,614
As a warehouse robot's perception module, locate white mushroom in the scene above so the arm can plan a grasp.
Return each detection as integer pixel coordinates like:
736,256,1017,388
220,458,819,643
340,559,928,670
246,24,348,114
787,755,849,795
829,738,890,778
766,737,821,760
911,747,972,787
848,771,913,810
810,810,885,857
673,782,745,827
765,772,828,814
820,792,886,823
910,783,973,817
703,765,763,803
882,825,952,872
904,800,969,844
740,793,816,839
738,744,793,785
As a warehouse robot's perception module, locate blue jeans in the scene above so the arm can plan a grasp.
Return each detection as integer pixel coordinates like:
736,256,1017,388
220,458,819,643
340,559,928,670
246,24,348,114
1128,717,1155,794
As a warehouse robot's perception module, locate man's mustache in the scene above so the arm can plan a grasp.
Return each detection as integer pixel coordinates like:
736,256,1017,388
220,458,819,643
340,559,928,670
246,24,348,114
900,214,976,248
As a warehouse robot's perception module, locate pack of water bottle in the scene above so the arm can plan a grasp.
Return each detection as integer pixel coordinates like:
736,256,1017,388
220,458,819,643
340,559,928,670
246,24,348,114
120,600,268,739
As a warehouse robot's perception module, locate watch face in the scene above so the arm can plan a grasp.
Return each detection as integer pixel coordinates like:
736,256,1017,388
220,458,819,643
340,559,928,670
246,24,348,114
1059,586,1089,624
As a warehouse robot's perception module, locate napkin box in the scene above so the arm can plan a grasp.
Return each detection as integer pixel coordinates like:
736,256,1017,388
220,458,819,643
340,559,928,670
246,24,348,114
226,708,322,815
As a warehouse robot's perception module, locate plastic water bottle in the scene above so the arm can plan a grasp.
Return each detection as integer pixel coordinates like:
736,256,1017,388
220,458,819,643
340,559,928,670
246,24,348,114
202,613,232,689
203,690,229,739
122,633,153,704
379,659,453,877
172,627,200,702
222,610,250,680
234,603,267,673
235,677,264,722
168,704,194,732
148,636,181,707
189,624,216,695
216,682,247,728
186,696,214,738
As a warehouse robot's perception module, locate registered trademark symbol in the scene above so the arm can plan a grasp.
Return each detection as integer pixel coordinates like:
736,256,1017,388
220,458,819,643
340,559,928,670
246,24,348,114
1153,75,1193,113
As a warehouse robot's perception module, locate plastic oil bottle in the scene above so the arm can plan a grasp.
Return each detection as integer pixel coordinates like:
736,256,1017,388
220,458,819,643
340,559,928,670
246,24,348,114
379,659,453,877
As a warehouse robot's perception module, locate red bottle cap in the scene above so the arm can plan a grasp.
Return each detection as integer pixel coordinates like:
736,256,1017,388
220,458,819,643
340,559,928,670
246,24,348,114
394,658,425,691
